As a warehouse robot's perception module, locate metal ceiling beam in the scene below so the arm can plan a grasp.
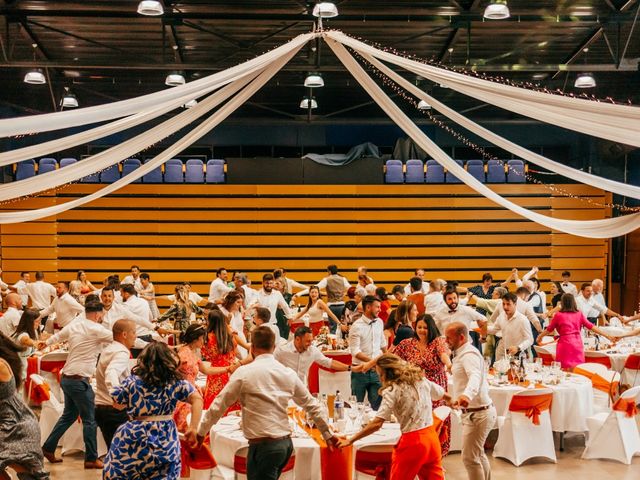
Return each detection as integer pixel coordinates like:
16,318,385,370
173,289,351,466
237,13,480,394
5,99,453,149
551,27,604,79
164,22,183,63
437,27,464,62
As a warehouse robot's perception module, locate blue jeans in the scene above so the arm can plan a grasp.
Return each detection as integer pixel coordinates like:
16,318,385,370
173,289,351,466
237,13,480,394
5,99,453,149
328,304,344,334
43,376,98,461
351,370,382,410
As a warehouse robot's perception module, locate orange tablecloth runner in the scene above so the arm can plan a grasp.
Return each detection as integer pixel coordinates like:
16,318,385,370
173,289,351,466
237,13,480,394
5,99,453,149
508,393,553,425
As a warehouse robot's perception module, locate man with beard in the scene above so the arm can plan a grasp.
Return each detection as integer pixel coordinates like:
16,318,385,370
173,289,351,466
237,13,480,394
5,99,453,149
434,287,486,351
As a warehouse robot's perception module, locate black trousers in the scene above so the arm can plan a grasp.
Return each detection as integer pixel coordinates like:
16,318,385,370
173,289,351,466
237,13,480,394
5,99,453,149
247,438,293,480
95,404,128,449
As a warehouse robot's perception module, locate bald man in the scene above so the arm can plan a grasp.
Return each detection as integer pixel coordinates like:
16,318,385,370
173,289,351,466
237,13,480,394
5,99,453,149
95,319,137,448
0,293,23,337
445,322,495,480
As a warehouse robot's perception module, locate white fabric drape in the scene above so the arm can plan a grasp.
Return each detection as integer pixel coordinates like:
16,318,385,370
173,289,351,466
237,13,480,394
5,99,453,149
357,52,640,201
326,37,640,238
0,32,317,138
327,31,640,148
0,44,305,224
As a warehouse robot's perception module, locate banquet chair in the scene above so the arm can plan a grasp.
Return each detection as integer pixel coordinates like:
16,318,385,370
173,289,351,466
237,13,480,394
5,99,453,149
206,159,226,183
142,158,163,183
582,386,640,464
317,365,351,397
100,164,121,183
122,158,142,183
15,159,36,180
507,159,526,183
39,351,68,400
466,160,485,182
186,159,205,183
621,353,640,390
38,157,58,174
533,345,555,366
405,159,425,183
425,159,444,183
584,350,612,369
289,321,306,336
354,444,393,480
447,408,463,453
233,446,295,480
574,363,619,413
384,160,404,183
445,160,464,183
487,159,506,183
493,388,556,466
433,406,452,445
165,158,184,183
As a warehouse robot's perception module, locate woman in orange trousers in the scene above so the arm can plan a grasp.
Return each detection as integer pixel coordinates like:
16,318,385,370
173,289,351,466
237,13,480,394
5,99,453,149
338,353,450,480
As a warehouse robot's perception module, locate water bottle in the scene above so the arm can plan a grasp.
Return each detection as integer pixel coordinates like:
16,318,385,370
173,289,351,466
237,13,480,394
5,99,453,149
333,390,345,421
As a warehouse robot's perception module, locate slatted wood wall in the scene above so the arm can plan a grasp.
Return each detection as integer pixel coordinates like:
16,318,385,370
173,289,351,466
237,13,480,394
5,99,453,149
0,184,611,308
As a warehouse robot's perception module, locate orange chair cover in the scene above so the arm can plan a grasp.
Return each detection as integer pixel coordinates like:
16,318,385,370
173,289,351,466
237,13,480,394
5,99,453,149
354,450,392,480
508,393,552,425
180,435,216,478
624,354,640,370
612,397,639,418
291,408,353,480
30,383,50,404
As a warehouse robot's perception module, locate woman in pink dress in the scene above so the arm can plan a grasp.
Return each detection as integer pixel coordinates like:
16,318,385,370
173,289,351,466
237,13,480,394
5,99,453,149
394,314,452,455
537,293,615,370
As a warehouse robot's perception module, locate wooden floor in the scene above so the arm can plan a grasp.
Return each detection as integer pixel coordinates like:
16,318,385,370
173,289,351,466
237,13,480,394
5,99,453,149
36,434,640,480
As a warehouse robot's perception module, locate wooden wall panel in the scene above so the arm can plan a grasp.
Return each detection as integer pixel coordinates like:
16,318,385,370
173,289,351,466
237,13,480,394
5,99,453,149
0,184,610,309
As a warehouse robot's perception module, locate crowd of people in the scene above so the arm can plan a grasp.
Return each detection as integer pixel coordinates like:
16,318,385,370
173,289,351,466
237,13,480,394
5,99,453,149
0,263,639,479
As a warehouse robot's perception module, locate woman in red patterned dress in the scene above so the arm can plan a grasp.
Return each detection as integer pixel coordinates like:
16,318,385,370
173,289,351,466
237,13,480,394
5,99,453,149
394,314,452,455
202,310,242,410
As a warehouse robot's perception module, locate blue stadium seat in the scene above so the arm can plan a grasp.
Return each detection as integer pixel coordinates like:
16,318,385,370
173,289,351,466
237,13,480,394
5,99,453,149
142,159,163,183
425,160,444,183
16,159,36,180
38,158,57,174
466,160,485,183
206,159,226,183
100,164,120,183
122,158,142,183
405,159,425,183
487,159,506,183
59,158,77,168
507,159,526,183
185,159,204,183
164,159,184,183
384,160,404,183
445,160,464,183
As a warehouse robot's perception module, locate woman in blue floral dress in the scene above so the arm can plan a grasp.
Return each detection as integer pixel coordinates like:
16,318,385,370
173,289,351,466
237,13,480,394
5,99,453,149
103,342,203,480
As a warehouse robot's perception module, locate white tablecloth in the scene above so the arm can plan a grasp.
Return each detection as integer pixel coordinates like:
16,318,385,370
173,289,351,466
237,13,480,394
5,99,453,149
544,338,635,372
488,375,594,432
210,414,401,480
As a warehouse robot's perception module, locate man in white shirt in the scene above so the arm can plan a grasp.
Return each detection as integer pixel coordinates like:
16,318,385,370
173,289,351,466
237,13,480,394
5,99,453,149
252,306,281,345
349,295,387,409
591,278,606,310
41,301,112,468
95,319,136,448
560,270,578,296
489,287,542,332
0,293,23,337
274,326,351,385
486,292,533,360
40,281,84,333
403,268,430,295
121,264,142,292
120,284,154,342
274,268,307,296
446,322,496,480
253,273,292,325
196,327,337,480
208,267,234,303
11,271,30,307
20,271,56,311
424,279,446,315
576,282,621,324
433,289,486,351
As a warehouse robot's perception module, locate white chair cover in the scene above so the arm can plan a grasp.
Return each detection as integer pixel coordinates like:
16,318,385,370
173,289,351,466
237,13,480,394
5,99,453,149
493,388,557,466
448,409,463,453
582,386,640,464
317,368,351,397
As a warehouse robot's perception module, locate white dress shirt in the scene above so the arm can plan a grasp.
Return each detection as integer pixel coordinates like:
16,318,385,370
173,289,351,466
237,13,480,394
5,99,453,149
284,277,307,295
376,378,444,433
121,275,142,292
403,281,430,296
489,298,542,333
95,341,131,406
349,315,386,366
45,318,113,378
254,289,292,323
241,285,257,310
41,293,84,331
592,292,606,310
488,310,533,359
451,342,492,409
102,301,154,332
433,304,485,335
0,307,22,337
208,277,234,303
198,354,331,440
123,295,153,337
13,280,29,306
424,291,445,315
21,281,56,310
561,282,578,296
274,341,333,385
576,294,607,319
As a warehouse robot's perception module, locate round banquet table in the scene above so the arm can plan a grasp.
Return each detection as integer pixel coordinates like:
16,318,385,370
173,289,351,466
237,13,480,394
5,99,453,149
210,413,401,480
487,374,594,432
544,335,638,373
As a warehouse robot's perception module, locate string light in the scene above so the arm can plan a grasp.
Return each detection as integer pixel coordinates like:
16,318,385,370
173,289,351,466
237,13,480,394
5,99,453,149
351,49,640,214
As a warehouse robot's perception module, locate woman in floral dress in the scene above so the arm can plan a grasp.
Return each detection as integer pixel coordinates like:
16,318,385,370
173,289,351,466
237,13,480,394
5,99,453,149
103,342,203,480
159,284,202,335
394,314,452,455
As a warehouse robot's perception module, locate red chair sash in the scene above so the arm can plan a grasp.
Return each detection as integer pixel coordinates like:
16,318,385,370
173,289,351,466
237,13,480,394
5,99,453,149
40,360,66,382
508,393,553,425
624,354,640,370
29,383,50,404
180,436,216,478
584,355,612,368
308,353,352,394
354,450,392,480
538,352,554,366
289,321,306,335
612,397,639,418
25,356,39,400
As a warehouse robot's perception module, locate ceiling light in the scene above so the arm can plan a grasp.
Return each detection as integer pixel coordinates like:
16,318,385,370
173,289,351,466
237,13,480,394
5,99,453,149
312,2,339,18
137,0,164,16
574,73,596,88
532,73,547,80
183,99,198,108
304,73,324,88
61,89,79,108
417,100,432,110
483,0,510,20
299,97,318,109
24,68,46,84
165,72,185,86
439,83,449,89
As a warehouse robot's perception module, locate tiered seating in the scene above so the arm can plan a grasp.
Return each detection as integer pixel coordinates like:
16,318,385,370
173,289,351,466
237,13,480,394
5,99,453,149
405,159,424,183
426,159,444,183
38,158,58,174
142,159,163,183
487,159,507,183
164,159,185,183
384,158,525,184
384,159,403,183
467,159,485,182
507,159,526,183
186,159,205,183
122,158,142,183
16,159,36,180
445,159,464,183
206,159,226,183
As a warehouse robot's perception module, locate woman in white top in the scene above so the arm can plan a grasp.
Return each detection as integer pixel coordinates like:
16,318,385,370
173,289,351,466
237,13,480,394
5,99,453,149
219,290,249,358
338,353,449,480
291,286,340,326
